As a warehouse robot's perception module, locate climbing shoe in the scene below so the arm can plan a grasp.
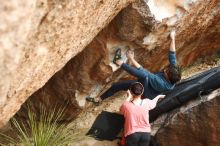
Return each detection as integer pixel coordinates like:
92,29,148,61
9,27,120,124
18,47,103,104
113,48,122,66
86,97,101,106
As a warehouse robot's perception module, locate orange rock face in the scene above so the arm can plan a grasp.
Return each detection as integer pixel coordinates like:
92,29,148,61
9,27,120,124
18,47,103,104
0,0,220,134
0,0,134,128
20,0,220,119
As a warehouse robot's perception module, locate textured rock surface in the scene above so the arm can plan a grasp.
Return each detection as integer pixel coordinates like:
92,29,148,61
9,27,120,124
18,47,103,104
153,90,220,146
17,0,220,121
0,0,35,125
0,0,134,128
1,0,220,133
139,0,220,71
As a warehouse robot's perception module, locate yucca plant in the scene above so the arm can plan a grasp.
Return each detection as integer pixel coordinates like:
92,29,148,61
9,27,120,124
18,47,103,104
0,104,76,146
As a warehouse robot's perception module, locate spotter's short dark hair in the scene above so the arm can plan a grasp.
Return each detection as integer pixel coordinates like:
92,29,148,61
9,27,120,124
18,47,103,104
130,82,144,96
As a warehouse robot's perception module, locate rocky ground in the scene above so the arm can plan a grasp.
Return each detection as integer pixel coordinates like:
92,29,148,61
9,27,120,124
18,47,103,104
182,53,220,78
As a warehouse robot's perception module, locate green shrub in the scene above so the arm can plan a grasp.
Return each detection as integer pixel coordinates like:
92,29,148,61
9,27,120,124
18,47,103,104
0,105,76,146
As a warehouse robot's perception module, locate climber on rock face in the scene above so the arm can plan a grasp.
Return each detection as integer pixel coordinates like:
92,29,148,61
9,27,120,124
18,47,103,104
86,30,181,105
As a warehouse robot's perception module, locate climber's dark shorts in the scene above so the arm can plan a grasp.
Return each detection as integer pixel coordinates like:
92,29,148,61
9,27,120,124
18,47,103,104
125,132,151,146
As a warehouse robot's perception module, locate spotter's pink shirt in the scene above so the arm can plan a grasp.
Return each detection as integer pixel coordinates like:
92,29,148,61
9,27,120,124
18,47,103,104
120,98,159,137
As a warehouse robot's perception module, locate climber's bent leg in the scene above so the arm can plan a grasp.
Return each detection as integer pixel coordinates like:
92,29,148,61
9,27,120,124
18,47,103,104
100,80,136,100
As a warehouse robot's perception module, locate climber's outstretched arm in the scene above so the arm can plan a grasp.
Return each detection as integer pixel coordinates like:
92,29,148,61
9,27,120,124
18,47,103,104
126,49,141,68
169,30,177,65
115,50,141,69
170,30,176,52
